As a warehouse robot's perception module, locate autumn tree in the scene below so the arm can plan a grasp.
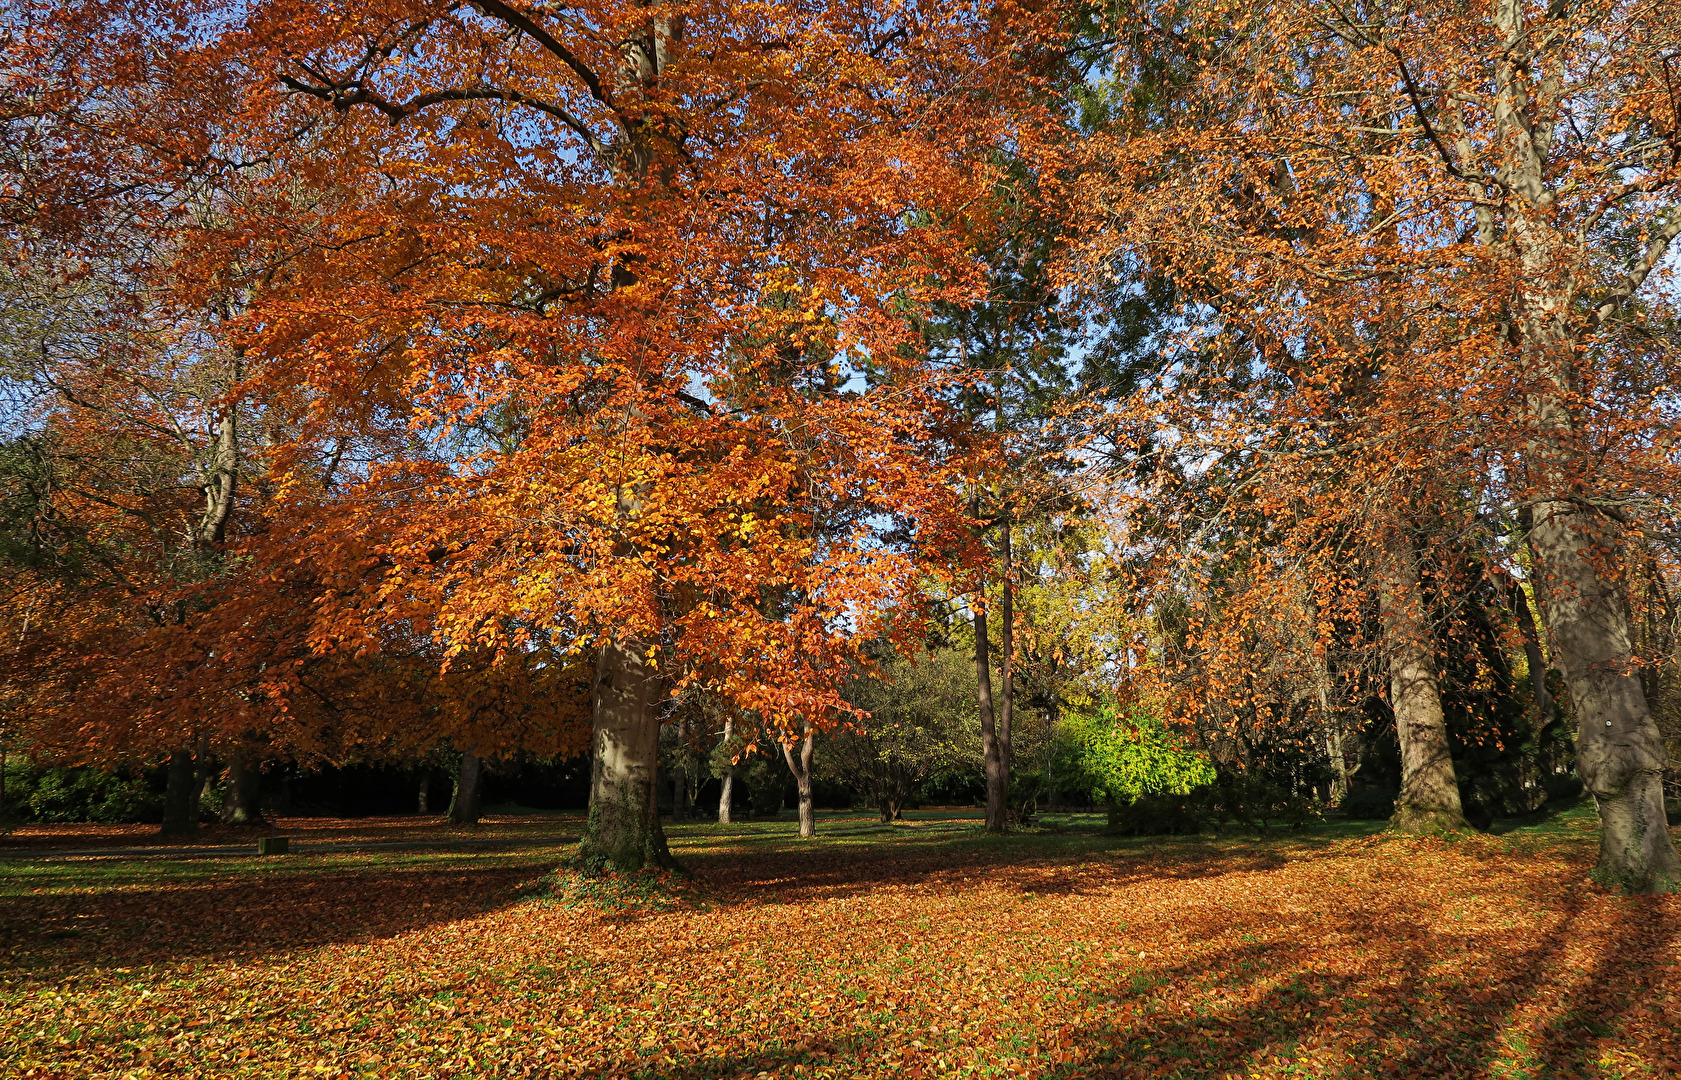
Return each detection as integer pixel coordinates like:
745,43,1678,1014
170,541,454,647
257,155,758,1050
5,1,1060,866
1068,0,1681,888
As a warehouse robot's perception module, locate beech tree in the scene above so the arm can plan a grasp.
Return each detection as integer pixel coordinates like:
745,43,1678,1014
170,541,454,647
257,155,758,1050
1069,0,1681,889
5,0,1059,867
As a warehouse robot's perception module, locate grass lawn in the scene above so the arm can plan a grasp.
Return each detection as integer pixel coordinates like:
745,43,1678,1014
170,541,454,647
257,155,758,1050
2,804,1677,1079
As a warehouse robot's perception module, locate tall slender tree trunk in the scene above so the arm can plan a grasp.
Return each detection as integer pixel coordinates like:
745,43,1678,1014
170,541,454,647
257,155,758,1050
161,748,198,838
189,731,210,826
782,719,816,839
578,638,675,870
1378,534,1468,832
417,769,431,815
1311,650,1353,805
971,491,1007,832
448,748,482,825
672,716,690,822
221,744,265,825
1498,570,1556,726
999,517,1014,784
717,717,734,824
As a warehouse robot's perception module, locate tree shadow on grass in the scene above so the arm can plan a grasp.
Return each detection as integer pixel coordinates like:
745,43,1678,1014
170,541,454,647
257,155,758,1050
0,862,543,980
676,828,1360,909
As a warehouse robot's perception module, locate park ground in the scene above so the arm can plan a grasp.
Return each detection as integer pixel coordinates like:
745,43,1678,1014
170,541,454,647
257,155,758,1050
1,804,1677,1080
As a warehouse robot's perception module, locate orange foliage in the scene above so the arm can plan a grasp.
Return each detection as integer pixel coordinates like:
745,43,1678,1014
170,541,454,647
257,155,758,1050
1,0,1066,762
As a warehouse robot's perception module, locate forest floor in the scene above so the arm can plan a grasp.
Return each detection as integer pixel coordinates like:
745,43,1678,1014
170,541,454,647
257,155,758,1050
1,803,1677,1079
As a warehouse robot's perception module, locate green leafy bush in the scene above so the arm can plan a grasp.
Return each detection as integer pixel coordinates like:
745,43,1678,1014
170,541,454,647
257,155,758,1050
6,765,165,824
1064,706,1217,834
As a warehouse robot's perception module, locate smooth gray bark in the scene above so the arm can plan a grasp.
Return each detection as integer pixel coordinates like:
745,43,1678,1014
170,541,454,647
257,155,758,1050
1441,0,1681,891
1378,538,1468,833
717,717,734,824
781,721,816,839
1528,504,1680,891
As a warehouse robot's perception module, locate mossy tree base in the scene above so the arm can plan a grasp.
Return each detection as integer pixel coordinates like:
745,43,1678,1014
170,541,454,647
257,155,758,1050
1390,804,1472,835
577,786,680,873
579,638,683,874
1588,778,1681,895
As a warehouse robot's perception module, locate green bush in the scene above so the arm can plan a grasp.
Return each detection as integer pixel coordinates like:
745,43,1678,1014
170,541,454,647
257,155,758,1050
1064,706,1216,804
6,765,165,824
1340,786,1396,820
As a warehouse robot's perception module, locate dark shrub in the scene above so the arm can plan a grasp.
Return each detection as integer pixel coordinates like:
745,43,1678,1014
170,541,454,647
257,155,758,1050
1106,789,1214,835
1215,773,1322,831
742,758,789,817
1340,786,1397,820
1541,772,1584,803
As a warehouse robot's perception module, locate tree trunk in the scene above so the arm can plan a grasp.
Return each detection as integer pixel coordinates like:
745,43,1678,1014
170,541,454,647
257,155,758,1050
448,749,482,825
717,717,734,824
1529,503,1681,892
189,732,210,826
161,748,198,838
1312,654,1352,805
1378,536,1468,833
221,745,265,825
578,638,676,870
417,769,431,815
971,490,1007,832
672,716,690,822
782,720,816,838
1483,0,1681,892
999,517,1014,779
1501,572,1556,726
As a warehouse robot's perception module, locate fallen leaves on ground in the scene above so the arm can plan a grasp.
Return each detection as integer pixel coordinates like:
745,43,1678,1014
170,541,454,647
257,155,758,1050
2,811,1677,1079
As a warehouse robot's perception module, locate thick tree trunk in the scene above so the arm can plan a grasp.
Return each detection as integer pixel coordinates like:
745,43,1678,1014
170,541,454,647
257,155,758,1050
448,749,482,825
1529,503,1680,892
717,717,734,824
1480,0,1681,891
1378,537,1468,833
417,769,431,815
221,746,265,825
161,749,198,838
579,639,676,870
782,721,816,839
